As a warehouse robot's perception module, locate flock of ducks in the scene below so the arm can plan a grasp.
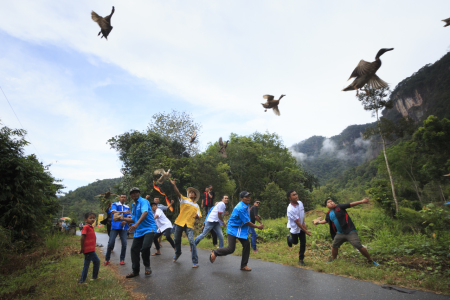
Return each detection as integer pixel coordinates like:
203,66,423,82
90,6,450,157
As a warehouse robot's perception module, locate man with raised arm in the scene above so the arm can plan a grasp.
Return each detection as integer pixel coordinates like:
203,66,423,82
169,179,202,268
210,191,264,271
286,190,311,266
195,195,229,248
316,198,379,266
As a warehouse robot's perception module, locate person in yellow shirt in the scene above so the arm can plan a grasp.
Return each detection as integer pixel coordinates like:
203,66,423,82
169,179,202,268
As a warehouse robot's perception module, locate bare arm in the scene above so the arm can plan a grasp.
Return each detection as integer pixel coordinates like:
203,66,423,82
245,222,264,229
79,234,86,254
294,219,311,236
316,220,327,225
128,211,148,232
170,179,182,199
350,197,369,207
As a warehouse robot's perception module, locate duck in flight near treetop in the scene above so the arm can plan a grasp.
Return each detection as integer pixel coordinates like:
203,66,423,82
91,6,115,40
261,94,285,116
343,48,394,96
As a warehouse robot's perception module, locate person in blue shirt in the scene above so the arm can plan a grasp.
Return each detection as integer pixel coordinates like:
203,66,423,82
104,194,130,266
316,198,378,266
210,191,264,271
121,187,158,278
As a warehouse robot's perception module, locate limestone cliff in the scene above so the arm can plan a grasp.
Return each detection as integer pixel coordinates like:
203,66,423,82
383,51,450,122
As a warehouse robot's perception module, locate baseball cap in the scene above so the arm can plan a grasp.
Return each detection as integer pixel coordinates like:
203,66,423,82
240,191,251,198
129,187,140,194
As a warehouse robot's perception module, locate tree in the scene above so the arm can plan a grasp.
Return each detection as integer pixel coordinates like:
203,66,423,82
358,87,400,213
413,115,450,204
0,121,63,247
148,110,202,156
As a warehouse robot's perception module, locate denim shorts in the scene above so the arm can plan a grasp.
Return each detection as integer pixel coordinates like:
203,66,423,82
332,231,363,249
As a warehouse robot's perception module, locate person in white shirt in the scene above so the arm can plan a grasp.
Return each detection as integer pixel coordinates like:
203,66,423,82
194,195,229,248
150,201,175,255
286,190,311,266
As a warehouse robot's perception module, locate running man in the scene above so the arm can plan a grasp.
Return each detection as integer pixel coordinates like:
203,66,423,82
151,202,176,255
210,191,264,271
169,179,202,268
286,190,311,266
195,195,229,248
315,198,379,266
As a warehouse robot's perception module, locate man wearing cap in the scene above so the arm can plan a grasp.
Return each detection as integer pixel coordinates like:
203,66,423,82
120,187,158,278
210,191,264,271
169,179,202,268
315,197,379,266
202,185,215,216
104,194,130,266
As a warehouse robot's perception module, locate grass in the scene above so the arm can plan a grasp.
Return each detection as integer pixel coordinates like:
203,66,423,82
185,205,450,295
0,233,137,300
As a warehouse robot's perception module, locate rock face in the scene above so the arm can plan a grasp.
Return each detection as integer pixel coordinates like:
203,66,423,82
383,51,450,122
392,89,424,120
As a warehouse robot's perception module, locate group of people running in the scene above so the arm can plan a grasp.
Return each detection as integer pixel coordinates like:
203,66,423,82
78,179,378,283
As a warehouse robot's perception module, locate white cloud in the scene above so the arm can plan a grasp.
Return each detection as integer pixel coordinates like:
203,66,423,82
1,0,449,191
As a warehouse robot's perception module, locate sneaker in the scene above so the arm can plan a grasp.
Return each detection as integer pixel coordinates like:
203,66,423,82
287,235,292,247
369,260,379,267
120,261,126,265
104,261,110,266
298,260,306,266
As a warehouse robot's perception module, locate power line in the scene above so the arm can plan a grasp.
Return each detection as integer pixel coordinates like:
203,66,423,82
0,84,42,158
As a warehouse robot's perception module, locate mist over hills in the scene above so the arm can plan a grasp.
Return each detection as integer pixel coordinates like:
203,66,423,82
291,51,450,184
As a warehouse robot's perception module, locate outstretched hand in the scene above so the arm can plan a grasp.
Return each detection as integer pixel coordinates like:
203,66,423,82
170,178,176,185
361,197,370,204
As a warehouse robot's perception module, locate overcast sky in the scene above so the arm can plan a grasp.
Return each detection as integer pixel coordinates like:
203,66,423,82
0,0,449,192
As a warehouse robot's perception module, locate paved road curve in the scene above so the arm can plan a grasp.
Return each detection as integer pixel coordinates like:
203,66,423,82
90,232,449,300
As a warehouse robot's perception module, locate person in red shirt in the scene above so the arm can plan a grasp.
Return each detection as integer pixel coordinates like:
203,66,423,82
79,212,101,283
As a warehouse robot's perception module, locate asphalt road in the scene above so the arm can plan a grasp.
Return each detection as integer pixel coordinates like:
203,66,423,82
87,232,449,300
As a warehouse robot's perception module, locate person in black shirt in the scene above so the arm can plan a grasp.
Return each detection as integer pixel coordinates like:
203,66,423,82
249,200,262,253
315,198,379,266
201,185,215,216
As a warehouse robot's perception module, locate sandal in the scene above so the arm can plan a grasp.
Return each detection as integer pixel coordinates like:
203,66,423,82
240,266,252,271
210,251,216,263
192,264,199,268
152,253,161,256
145,267,152,276
126,272,138,278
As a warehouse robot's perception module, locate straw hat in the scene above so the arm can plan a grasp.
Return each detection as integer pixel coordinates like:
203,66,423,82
186,187,200,202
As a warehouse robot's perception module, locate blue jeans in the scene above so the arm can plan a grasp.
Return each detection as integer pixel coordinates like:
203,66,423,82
194,222,224,248
249,227,257,250
174,225,198,265
105,229,127,262
80,251,100,283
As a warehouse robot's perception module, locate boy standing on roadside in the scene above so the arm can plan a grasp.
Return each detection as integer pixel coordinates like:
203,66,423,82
79,212,101,283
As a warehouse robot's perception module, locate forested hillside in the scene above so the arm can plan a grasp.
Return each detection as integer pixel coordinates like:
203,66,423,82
292,51,450,183
58,177,121,221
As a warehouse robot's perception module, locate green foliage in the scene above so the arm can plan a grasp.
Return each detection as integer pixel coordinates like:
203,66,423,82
259,182,289,219
367,179,395,215
420,203,450,232
147,110,202,156
58,178,122,221
413,115,450,184
0,122,62,248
